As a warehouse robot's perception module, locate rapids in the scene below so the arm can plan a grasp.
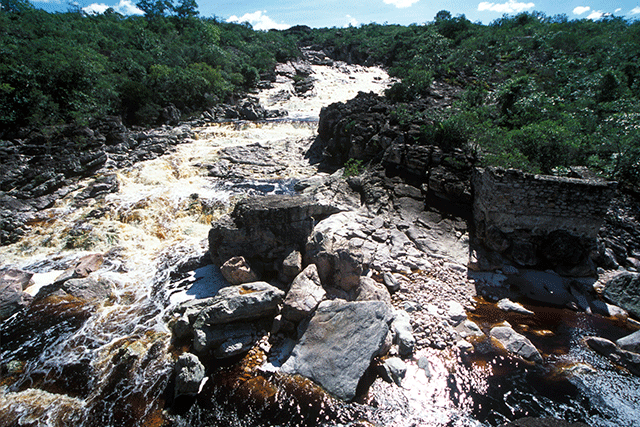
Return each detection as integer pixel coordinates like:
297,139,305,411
1,62,639,427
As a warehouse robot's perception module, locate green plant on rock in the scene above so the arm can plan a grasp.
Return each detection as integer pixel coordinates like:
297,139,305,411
343,158,363,177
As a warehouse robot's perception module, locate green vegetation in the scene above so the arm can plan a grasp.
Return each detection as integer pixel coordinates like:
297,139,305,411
343,158,363,177
1,3,639,187
0,0,298,129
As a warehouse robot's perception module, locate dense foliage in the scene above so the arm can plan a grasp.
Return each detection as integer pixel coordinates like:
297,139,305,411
293,13,640,186
0,0,298,129
1,2,639,186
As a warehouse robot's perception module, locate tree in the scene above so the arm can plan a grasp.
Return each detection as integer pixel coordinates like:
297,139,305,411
0,0,32,13
174,0,198,19
136,0,173,19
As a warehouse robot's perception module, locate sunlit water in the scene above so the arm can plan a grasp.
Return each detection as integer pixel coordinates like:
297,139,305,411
1,63,639,427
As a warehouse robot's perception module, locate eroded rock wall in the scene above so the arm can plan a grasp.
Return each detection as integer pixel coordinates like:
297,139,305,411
473,167,616,274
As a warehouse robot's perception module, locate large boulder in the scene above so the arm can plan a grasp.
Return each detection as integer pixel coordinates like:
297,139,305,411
490,325,543,363
585,336,640,376
603,272,640,319
304,212,366,291
209,195,339,277
281,264,326,323
0,268,34,319
281,300,393,401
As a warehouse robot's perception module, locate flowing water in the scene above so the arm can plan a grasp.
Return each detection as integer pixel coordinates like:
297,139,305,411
1,63,639,427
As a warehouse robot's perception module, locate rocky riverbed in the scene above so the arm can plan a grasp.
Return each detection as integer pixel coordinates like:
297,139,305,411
1,56,640,427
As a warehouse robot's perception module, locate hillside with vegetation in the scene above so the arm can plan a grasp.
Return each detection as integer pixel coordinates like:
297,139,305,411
1,0,639,187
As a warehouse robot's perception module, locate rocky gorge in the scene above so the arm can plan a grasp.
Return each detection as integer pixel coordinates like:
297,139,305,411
1,56,640,427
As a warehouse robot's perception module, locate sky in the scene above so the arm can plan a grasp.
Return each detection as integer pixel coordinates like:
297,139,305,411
32,0,640,29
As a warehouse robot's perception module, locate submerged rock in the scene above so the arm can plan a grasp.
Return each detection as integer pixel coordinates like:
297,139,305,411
490,325,543,363
281,299,393,401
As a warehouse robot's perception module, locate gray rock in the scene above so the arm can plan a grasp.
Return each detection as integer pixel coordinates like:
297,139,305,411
417,356,432,378
380,357,407,386
53,253,105,285
220,256,259,285
392,309,416,356
497,298,534,315
209,195,340,277
383,272,400,292
281,300,393,401
175,353,205,397
193,282,285,328
353,276,391,305
305,212,365,291
193,322,257,356
282,264,325,323
447,301,467,325
281,249,303,282
0,268,34,319
36,276,113,303
616,330,640,353
603,272,640,319
585,336,640,376
490,325,543,363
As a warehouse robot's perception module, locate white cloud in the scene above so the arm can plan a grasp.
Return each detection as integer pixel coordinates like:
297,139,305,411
631,6,640,14
586,10,605,19
345,15,359,27
383,0,420,9
572,6,590,15
226,10,290,30
83,0,143,15
615,8,621,13
478,0,535,13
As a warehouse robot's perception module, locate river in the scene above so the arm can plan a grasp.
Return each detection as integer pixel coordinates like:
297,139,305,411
1,62,639,427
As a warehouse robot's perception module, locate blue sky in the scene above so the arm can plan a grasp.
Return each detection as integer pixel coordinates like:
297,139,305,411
33,0,640,28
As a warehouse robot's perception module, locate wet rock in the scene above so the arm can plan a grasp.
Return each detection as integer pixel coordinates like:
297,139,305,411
281,299,393,401
603,272,640,319
193,323,257,357
0,268,34,319
220,256,259,285
77,175,119,200
35,276,113,304
53,253,105,285
497,298,534,315
282,264,326,323
499,417,588,427
616,330,640,353
174,352,205,397
392,309,415,356
192,282,285,328
585,336,640,376
490,325,543,363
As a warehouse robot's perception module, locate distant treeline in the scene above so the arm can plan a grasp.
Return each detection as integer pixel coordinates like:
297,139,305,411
1,1,639,186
